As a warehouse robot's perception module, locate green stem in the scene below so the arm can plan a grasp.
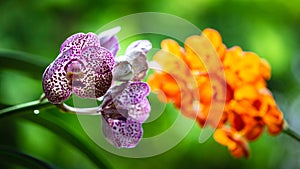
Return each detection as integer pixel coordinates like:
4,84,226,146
283,126,300,142
0,99,100,118
0,100,53,119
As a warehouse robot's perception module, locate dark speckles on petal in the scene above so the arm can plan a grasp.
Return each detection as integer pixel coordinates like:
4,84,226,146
102,116,143,148
42,50,75,104
72,46,114,98
60,32,100,54
42,33,115,104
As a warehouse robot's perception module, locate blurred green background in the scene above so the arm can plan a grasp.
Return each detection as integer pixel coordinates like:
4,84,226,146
1,0,300,168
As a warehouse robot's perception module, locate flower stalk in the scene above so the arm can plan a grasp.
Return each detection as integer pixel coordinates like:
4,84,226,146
283,121,300,142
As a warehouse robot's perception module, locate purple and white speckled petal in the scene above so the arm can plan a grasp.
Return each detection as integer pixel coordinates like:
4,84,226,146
42,49,81,104
72,46,114,98
60,32,100,55
103,82,151,123
127,98,151,123
115,82,150,105
43,45,114,103
102,117,143,148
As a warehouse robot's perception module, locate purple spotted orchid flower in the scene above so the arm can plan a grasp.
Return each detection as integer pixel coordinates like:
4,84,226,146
99,82,150,148
42,26,152,148
42,27,120,104
99,40,152,148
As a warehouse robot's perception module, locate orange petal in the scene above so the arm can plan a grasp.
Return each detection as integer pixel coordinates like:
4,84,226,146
214,128,250,158
185,45,206,71
147,73,163,91
223,46,243,69
234,85,258,101
260,58,271,80
161,75,181,97
196,76,212,104
180,92,199,118
161,39,182,58
229,100,257,116
217,43,227,60
202,28,223,51
214,128,237,149
225,69,241,89
236,52,260,83
242,116,265,141
228,112,245,131
264,107,284,135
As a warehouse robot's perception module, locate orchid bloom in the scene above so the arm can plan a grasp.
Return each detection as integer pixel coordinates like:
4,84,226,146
42,27,120,104
42,27,152,148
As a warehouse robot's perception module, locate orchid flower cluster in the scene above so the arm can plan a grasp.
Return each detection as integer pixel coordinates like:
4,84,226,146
42,27,152,148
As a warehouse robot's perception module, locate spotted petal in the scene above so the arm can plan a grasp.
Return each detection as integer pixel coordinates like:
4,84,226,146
42,46,114,104
42,49,79,104
60,32,100,55
72,46,114,98
127,98,150,123
102,117,143,148
99,82,151,123
114,82,150,105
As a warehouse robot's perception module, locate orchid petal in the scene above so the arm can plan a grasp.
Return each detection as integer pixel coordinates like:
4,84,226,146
125,40,152,55
42,50,78,104
60,32,100,54
99,27,121,57
125,50,148,81
112,60,133,82
72,46,114,98
102,117,143,148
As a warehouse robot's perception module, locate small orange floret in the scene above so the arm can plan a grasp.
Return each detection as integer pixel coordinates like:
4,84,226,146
161,39,185,60
214,128,250,158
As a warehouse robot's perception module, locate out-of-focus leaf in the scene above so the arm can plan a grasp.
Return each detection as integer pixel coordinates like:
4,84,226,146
0,49,50,79
0,145,56,169
23,112,112,169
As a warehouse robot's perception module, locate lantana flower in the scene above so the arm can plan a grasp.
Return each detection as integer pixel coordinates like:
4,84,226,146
147,28,283,158
42,27,152,148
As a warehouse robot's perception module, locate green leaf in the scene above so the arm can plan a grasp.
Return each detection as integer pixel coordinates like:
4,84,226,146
0,145,56,169
0,100,111,169
23,112,112,169
0,49,50,79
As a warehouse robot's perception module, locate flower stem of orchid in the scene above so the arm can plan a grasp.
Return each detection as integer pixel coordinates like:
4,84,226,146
0,100,53,119
57,103,100,115
0,99,101,119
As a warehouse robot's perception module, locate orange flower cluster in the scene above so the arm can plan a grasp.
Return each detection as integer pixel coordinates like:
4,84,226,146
147,28,284,158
